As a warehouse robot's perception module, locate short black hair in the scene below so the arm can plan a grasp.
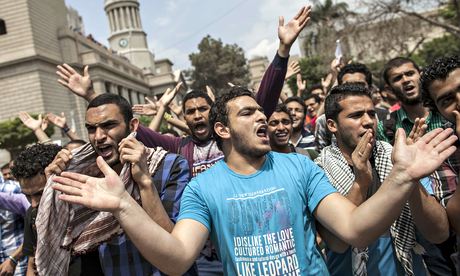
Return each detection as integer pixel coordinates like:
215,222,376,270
271,103,293,123
307,83,324,94
88,93,133,126
421,55,460,111
302,93,322,104
338,63,373,86
285,96,307,116
11,144,61,179
382,57,420,86
210,86,254,150
325,83,371,121
182,90,213,112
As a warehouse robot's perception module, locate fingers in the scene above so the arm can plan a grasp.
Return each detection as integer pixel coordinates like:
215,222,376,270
52,182,83,197
56,65,71,78
96,156,115,177
298,6,311,28
62,63,77,74
57,193,87,206
418,128,443,144
57,79,70,88
61,112,65,118
453,111,460,136
278,16,284,27
56,70,69,82
293,6,305,20
429,128,455,149
83,65,89,77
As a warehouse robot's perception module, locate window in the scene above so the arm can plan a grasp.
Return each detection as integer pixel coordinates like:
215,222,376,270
105,82,111,93
0,19,6,35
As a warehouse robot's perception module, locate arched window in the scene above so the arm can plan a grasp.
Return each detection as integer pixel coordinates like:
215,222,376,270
0,19,6,35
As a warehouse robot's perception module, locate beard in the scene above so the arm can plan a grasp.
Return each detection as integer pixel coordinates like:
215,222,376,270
230,128,270,158
394,89,422,106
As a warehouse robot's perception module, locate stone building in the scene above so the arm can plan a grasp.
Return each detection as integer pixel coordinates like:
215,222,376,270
0,0,185,143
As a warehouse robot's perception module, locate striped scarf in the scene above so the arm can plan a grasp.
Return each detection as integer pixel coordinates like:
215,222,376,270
316,140,417,276
34,142,167,276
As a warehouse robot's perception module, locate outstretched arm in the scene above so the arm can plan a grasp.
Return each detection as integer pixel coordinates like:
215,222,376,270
315,128,457,248
52,156,208,275
47,112,81,141
18,112,50,143
256,5,311,118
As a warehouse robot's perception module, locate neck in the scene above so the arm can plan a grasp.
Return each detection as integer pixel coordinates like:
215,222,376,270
401,103,429,121
225,150,267,175
271,144,292,154
336,141,354,165
291,128,302,143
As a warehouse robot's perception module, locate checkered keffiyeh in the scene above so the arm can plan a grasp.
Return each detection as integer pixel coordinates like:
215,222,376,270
315,140,417,276
34,142,167,276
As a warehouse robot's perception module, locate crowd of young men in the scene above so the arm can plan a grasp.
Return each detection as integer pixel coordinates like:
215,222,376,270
1,3,460,276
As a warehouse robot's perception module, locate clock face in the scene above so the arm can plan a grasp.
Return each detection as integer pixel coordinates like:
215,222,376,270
119,38,128,48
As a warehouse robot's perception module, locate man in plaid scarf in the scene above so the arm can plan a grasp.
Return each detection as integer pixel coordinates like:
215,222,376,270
316,83,449,275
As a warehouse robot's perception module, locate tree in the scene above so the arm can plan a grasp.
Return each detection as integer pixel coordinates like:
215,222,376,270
412,34,460,66
310,0,351,27
287,55,327,93
0,115,54,158
188,35,250,95
360,0,460,40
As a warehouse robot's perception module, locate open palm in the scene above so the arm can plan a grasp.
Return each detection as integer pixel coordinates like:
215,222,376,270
57,64,92,98
278,6,311,46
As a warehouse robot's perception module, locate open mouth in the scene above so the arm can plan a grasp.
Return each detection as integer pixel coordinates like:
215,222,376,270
193,122,208,135
97,144,113,158
275,132,289,138
403,84,416,94
256,125,268,139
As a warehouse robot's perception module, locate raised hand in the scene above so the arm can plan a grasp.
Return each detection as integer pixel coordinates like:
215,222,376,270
406,117,427,145
286,61,300,80
118,136,150,187
52,156,127,212
453,110,460,138
159,82,182,107
56,64,96,101
132,97,159,117
41,116,49,131
47,112,67,129
168,101,183,116
392,128,457,181
296,73,307,97
278,5,311,57
19,112,42,131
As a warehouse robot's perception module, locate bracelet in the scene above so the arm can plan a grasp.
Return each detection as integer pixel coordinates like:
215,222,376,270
62,125,70,133
8,255,18,265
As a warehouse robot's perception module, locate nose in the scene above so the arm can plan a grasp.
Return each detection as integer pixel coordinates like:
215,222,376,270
362,113,374,127
94,127,107,142
256,109,267,123
193,109,204,120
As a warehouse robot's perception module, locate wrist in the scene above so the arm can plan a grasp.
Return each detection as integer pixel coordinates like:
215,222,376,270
8,256,18,266
114,191,135,218
277,43,291,58
62,124,70,133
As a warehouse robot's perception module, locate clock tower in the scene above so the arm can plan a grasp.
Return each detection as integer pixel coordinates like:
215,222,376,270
104,0,155,72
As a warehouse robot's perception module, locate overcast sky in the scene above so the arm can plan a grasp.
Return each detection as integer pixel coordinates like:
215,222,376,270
65,0,349,71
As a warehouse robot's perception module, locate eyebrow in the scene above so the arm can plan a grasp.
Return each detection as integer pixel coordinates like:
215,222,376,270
85,119,119,128
237,106,263,115
436,89,457,104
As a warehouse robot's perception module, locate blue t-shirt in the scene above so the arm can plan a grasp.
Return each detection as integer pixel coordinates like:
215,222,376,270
327,177,433,276
178,151,337,275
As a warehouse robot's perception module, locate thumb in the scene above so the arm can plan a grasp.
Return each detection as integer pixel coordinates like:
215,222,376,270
394,128,407,148
453,110,460,135
38,114,42,121
83,65,89,77
279,16,284,27
61,112,65,117
96,156,115,177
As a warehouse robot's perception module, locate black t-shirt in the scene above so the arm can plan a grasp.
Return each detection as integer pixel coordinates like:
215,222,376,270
22,207,37,257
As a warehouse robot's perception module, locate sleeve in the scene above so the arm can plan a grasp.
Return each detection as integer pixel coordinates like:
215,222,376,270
22,208,36,257
299,155,337,214
0,192,30,216
256,53,288,119
155,154,191,223
177,180,211,232
136,125,181,153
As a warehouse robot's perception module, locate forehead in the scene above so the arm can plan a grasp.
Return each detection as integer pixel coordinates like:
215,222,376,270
286,101,304,110
342,72,367,84
311,88,323,95
304,98,318,104
227,96,259,114
269,111,290,122
388,62,418,76
19,174,46,193
429,68,460,100
338,95,374,113
184,97,209,109
86,104,124,124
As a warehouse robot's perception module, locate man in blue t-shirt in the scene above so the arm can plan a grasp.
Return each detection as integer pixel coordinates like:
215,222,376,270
52,80,457,275
316,83,449,275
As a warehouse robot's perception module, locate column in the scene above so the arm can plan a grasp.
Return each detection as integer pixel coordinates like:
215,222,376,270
114,9,120,31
